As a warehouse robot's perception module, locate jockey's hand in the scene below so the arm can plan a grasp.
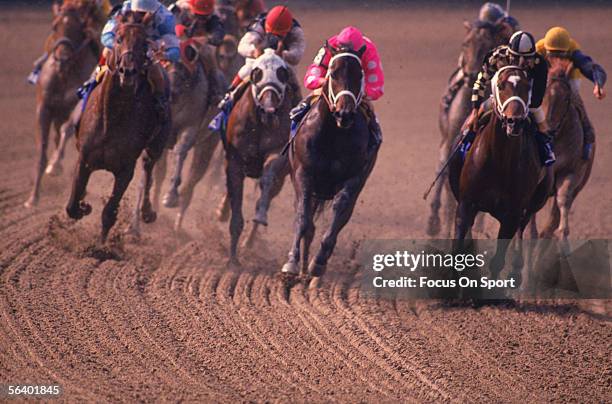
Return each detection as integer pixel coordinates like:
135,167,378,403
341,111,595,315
594,84,606,100
463,108,478,132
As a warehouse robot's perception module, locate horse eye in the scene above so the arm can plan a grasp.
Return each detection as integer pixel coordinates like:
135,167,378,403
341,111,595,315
251,68,263,83
276,67,288,83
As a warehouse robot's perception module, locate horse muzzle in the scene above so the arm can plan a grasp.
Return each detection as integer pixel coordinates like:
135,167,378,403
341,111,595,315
503,116,525,137
334,109,355,129
118,66,139,87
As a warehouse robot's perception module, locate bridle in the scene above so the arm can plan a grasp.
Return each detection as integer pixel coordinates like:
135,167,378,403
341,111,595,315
50,11,92,64
251,81,285,109
492,65,531,120
324,52,365,111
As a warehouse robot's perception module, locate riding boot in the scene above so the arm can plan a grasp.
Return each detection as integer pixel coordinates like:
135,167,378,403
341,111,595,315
573,93,596,160
289,94,315,137
27,52,50,85
210,80,248,132
362,101,382,150
535,131,556,167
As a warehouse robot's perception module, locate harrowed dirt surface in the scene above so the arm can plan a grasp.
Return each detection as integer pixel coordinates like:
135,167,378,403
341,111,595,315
1,4,610,402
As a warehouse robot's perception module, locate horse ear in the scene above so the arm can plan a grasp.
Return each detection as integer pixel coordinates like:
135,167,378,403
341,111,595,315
356,44,366,58
463,20,472,31
250,67,263,83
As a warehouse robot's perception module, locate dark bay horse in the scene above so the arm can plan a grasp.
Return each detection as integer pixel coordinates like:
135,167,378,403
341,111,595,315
427,21,513,237
225,49,293,264
26,3,100,207
281,45,379,278
539,58,594,240
66,14,168,242
449,66,552,286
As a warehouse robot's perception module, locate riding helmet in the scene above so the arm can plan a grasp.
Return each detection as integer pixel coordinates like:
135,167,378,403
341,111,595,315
190,0,215,16
478,2,506,25
544,27,571,52
508,31,536,56
337,26,365,51
265,6,293,37
131,0,160,13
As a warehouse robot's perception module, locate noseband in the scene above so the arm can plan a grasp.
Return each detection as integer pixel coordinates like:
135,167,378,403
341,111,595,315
251,82,285,110
325,52,365,111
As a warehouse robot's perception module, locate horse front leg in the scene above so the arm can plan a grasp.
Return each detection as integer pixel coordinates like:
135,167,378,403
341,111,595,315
426,140,450,237
489,216,520,280
226,151,245,265
102,168,135,242
309,174,365,278
25,105,52,207
453,200,477,252
163,127,197,208
66,157,93,220
175,132,218,232
47,101,81,176
152,148,168,212
281,168,313,276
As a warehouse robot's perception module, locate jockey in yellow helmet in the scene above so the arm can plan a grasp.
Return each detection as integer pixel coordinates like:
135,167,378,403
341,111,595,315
536,26,607,160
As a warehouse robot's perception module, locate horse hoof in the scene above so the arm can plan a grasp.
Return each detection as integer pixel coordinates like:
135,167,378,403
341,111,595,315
227,257,241,269
253,212,268,226
509,272,523,288
308,260,326,277
80,202,92,216
426,216,441,236
45,162,63,176
281,261,299,275
24,196,38,208
162,190,179,208
124,223,141,238
142,209,157,224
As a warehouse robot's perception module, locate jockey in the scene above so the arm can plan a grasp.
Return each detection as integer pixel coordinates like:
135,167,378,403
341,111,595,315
97,0,179,123
536,26,607,160
290,26,384,146
209,5,305,132
171,0,227,104
27,0,113,85
441,2,519,112
462,30,556,167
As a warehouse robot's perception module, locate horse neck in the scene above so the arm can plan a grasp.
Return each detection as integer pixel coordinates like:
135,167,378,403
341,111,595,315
484,113,534,170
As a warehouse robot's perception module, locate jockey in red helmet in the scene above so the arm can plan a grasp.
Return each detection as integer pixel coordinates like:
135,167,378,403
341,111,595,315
290,26,384,147
209,4,305,133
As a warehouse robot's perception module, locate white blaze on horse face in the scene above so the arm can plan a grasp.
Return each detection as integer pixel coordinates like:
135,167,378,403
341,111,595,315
508,75,521,88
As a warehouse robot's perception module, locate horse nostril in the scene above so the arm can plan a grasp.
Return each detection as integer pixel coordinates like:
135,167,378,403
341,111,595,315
119,67,125,74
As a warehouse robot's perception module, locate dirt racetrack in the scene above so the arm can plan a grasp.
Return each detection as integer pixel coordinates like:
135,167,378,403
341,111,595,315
1,2,611,401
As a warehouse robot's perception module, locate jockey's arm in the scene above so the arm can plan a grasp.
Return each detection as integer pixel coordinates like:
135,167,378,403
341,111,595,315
471,49,496,110
572,50,607,97
529,57,549,132
303,46,329,90
101,17,117,50
363,39,384,101
157,11,180,63
238,30,263,59
281,26,306,66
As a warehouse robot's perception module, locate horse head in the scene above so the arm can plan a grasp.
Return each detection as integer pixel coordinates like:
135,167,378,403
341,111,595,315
460,22,497,81
324,43,366,129
113,12,153,88
544,57,574,133
50,5,87,73
491,66,531,137
249,48,290,126
235,0,265,34
216,35,239,74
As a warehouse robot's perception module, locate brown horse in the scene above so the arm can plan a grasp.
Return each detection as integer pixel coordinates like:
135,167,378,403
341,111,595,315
225,49,293,264
427,21,513,237
25,3,100,207
449,66,552,286
539,58,594,240
66,14,168,242
281,45,379,278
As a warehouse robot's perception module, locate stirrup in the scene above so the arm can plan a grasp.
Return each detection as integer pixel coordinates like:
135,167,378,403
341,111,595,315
27,70,40,85
208,110,226,133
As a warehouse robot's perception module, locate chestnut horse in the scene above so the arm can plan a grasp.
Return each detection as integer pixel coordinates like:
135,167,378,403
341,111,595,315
427,21,513,237
66,14,168,241
539,58,594,240
225,49,293,264
281,45,379,278
449,66,552,286
26,3,99,207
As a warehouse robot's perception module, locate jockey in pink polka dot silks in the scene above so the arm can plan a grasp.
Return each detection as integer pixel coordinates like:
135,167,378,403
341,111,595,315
290,26,384,145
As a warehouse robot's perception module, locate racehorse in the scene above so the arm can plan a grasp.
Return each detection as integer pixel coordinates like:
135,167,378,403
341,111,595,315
539,58,594,240
148,40,220,233
427,21,512,237
225,49,293,264
25,3,100,207
281,44,379,278
66,13,168,242
449,66,552,286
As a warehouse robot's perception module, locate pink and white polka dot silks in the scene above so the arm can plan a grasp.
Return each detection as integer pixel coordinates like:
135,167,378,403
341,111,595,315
303,27,384,101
